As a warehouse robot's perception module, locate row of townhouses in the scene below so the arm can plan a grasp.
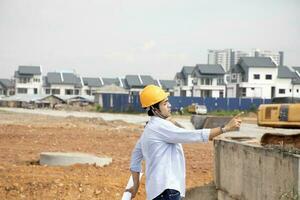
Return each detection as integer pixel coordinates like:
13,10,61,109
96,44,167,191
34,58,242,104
0,66,176,97
174,57,300,99
1,56,299,100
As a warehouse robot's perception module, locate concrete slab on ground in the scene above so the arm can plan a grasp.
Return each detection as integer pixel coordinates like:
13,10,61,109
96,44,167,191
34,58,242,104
40,152,112,167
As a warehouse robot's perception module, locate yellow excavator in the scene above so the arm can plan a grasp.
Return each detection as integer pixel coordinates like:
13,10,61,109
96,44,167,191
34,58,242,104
257,103,300,128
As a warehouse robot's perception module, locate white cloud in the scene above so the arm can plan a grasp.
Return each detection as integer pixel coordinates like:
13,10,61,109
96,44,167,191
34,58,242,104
143,40,156,50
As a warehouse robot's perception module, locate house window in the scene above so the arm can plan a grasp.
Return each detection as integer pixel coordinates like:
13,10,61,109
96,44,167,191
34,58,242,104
254,74,260,80
297,89,299,93
279,89,285,94
289,89,292,93
9,90,15,95
201,90,212,97
34,78,40,82
17,88,27,94
34,88,38,94
241,88,246,97
231,73,237,79
251,88,254,90
19,77,30,83
46,89,51,94
217,78,224,85
52,89,60,95
65,89,73,95
219,90,224,98
86,90,91,95
201,78,212,85
265,74,272,80
75,89,79,95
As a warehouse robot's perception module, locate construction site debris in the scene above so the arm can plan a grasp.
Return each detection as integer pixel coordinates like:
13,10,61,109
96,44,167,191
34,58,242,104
260,133,300,154
0,112,214,200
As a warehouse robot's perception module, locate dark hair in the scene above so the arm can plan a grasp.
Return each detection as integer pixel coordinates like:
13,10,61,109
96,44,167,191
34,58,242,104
147,102,160,116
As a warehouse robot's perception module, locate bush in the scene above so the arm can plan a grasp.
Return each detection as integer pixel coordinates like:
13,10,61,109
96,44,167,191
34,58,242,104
95,104,102,112
208,109,241,116
249,104,258,112
125,105,139,114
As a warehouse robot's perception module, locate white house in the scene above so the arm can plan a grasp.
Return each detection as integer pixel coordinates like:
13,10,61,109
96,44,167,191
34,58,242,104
227,57,299,99
0,79,15,96
174,66,194,96
292,67,300,98
174,65,226,97
14,66,43,95
276,65,299,98
191,64,226,98
82,77,103,96
43,72,82,95
124,75,156,95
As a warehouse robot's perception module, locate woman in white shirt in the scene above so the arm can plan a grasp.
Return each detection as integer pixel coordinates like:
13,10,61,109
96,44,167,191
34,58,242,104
127,85,242,200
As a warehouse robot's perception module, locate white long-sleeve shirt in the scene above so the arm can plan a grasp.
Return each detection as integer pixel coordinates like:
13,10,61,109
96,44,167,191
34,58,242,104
130,116,210,200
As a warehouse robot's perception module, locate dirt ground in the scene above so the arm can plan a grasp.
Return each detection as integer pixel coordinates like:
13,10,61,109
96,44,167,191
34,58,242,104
0,111,214,200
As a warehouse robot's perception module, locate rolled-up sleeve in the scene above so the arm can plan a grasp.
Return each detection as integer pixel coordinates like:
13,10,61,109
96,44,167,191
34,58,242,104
130,139,143,172
151,121,210,144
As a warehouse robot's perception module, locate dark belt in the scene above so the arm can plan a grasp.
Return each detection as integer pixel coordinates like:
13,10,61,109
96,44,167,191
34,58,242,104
152,189,181,200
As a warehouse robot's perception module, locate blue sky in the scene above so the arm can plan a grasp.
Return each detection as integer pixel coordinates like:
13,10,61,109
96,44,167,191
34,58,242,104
0,0,299,79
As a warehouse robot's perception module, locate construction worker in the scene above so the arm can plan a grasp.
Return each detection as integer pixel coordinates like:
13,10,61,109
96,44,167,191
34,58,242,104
127,85,242,200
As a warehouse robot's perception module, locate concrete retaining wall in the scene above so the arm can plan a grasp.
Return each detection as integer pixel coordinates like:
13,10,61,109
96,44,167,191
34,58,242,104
214,139,300,200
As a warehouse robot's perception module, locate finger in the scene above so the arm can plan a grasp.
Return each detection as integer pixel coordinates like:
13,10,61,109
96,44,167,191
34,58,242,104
234,112,244,119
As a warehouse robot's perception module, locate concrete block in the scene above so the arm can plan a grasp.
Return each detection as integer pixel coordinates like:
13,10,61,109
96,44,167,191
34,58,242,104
202,116,232,129
214,139,300,200
40,152,112,167
191,115,232,129
191,115,208,129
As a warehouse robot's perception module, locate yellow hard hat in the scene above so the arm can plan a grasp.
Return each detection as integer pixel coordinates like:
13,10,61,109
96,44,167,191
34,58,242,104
139,85,169,108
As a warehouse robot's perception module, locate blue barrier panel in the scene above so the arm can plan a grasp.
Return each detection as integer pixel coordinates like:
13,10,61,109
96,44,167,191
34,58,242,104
169,96,203,111
240,98,252,110
228,98,240,110
168,96,181,112
101,93,273,112
101,94,112,111
252,98,263,110
118,94,130,112
264,99,272,104
204,98,216,112
215,98,228,111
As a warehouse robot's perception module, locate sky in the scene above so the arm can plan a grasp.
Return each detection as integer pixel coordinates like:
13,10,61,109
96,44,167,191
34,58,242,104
0,0,299,80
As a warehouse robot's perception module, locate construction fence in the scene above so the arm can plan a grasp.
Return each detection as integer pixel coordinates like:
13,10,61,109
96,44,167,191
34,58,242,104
99,94,272,112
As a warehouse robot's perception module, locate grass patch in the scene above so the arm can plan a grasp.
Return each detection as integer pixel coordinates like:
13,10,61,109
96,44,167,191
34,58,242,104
208,109,242,116
0,109,12,114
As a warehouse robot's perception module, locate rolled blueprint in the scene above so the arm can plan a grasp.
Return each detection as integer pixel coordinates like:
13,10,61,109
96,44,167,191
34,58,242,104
121,173,143,200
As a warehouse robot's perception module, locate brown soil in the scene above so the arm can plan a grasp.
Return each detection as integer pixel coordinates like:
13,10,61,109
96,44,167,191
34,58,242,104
261,132,300,151
0,111,213,200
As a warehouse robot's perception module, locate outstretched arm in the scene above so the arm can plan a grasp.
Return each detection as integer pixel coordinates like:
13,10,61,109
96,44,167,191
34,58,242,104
209,112,243,140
